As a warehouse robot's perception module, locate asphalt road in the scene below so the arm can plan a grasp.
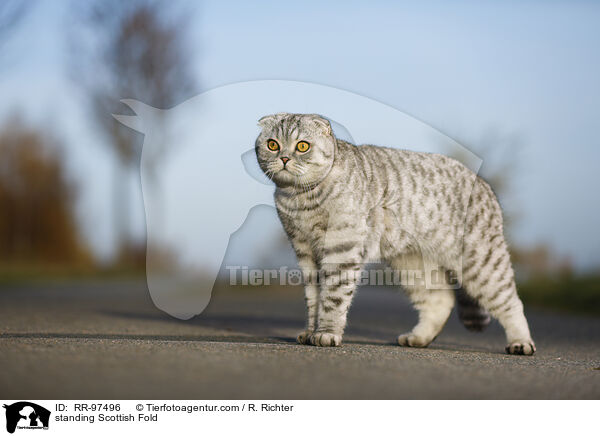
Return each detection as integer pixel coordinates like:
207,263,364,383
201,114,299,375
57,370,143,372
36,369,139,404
0,280,598,399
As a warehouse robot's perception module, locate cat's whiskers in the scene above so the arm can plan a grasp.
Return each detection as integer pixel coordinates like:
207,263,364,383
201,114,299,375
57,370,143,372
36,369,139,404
294,165,314,206
295,164,308,176
294,174,313,208
264,161,282,184
301,175,317,205
292,174,302,210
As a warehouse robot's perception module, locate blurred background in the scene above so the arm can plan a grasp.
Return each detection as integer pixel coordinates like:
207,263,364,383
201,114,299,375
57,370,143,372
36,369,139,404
0,0,599,315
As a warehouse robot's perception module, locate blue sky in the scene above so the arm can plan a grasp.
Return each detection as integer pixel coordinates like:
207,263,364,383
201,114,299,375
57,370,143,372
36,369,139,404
1,0,599,269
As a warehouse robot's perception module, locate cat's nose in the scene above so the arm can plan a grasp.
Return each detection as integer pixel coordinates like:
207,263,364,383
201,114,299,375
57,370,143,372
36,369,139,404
280,157,290,166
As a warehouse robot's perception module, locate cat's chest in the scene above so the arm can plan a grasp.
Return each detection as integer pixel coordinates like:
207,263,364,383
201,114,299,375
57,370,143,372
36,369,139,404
294,212,327,240
275,194,324,231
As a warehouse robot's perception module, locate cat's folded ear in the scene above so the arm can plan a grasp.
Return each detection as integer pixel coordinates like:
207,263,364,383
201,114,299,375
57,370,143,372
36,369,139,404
308,114,333,136
258,113,284,128
257,115,275,128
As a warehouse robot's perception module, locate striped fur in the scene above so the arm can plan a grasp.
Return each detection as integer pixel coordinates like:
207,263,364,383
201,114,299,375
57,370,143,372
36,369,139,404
255,113,535,355
455,288,492,332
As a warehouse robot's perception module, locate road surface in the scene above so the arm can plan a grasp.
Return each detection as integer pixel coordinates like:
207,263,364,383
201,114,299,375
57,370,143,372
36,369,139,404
0,280,598,399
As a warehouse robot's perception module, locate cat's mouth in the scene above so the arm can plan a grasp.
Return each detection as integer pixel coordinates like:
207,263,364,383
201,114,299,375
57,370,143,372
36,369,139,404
272,167,301,185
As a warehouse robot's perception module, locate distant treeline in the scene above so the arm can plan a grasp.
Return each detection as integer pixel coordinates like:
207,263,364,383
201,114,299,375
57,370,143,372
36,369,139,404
0,118,91,268
517,272,600,317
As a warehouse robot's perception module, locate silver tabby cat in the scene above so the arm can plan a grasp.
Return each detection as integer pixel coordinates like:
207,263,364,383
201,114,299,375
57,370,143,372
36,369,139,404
255,112,535,355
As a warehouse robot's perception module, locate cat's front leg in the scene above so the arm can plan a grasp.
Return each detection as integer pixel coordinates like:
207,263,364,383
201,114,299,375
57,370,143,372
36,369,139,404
311,222,365,347
289,238,319,345
296,256,319,345
311,260,363,347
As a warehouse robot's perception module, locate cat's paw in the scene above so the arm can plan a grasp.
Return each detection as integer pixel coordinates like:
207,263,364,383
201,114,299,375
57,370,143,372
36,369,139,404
505,340,536,355
310,332,342,347
296,331,313,345
397,333,432,348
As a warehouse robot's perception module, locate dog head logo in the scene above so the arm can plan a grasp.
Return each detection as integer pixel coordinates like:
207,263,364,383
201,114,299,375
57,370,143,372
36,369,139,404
113,80,481,320
3,402,50,434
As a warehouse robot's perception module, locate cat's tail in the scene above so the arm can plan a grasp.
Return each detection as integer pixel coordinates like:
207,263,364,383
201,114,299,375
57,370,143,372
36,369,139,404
455,288,491,332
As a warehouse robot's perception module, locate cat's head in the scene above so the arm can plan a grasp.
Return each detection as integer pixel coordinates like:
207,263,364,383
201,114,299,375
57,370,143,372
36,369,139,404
255,113,336,188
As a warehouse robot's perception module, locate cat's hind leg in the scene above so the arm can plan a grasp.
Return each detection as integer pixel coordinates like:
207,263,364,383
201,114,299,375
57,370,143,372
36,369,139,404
461,240,535,355
397,288,455,347
393,256,455,348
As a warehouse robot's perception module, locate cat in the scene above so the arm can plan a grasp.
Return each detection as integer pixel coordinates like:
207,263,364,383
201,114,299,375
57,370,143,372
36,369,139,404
255,112,535,355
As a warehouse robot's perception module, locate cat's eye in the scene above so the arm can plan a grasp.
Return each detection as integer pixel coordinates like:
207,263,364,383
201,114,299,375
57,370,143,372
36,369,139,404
267,139,279,151
296,141,310,153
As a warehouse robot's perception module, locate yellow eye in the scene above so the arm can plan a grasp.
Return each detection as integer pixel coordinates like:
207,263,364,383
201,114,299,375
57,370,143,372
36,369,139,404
267,139,279,151
296,141,310,153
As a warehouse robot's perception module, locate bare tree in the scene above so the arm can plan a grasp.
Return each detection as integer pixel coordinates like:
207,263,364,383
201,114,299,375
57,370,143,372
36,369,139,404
69,0,196,266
